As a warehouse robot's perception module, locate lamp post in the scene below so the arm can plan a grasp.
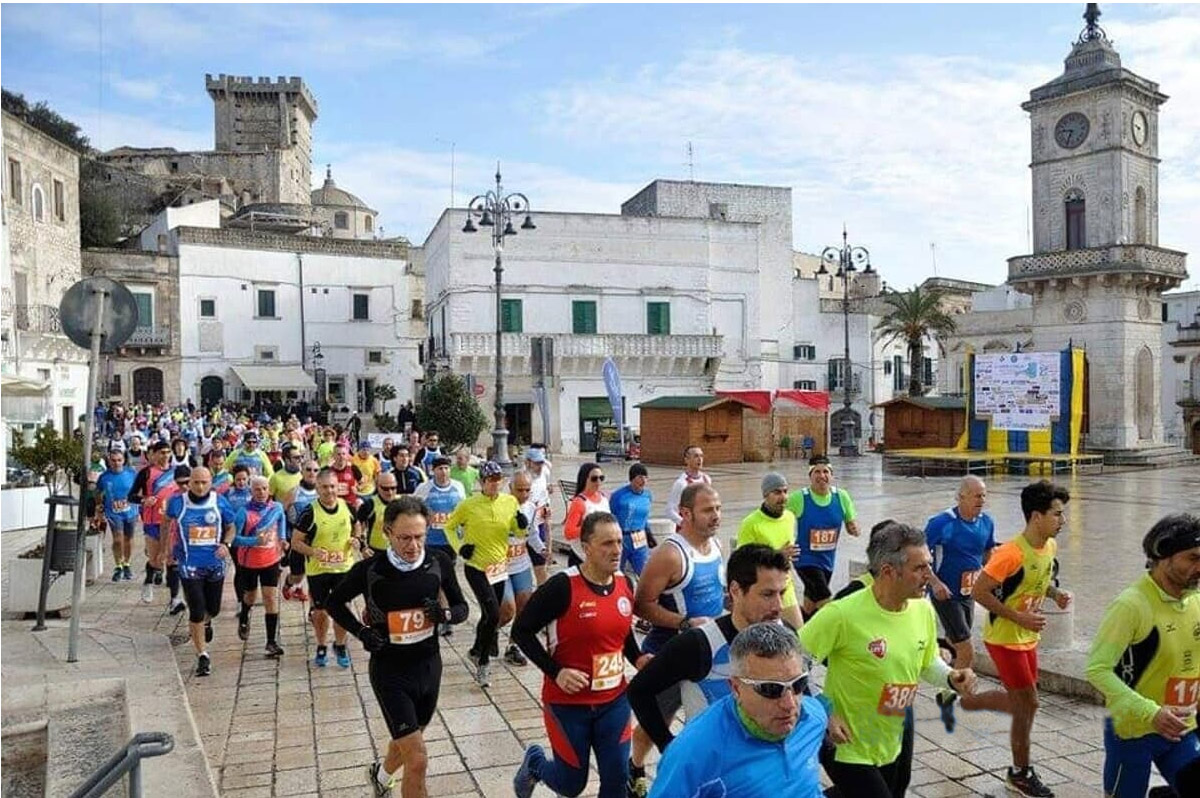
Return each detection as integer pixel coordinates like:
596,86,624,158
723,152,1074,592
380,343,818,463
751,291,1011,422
462,166,535,471
311,341,326,411
818,228,873,456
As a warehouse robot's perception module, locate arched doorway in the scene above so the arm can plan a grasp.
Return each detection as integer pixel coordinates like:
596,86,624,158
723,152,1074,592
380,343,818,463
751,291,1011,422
132,367,164,405
200,375,224,410
1135,347,1154,441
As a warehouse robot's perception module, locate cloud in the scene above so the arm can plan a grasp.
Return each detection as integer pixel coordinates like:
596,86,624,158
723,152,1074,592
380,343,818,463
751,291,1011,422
60,106,210,153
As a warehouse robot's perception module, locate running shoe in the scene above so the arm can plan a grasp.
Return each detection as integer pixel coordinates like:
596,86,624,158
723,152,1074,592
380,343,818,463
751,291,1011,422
503,644,528,667
1006,767,1054,798
513,744,543,798
367,760,395,797
204,621,213,643
237,619,250,641
627,773,650,798
140,583,154,604
281,584,295,601
195,653,211,677
440,624,453,638
168,597,187,615
121,565,134,581
474,662,491,688
314,646,328,667
335,644,351,668
153,570,163,585
112,566,123,582
936,690,958,734
264,641,285,658
291,586,309,602
468,649,480,668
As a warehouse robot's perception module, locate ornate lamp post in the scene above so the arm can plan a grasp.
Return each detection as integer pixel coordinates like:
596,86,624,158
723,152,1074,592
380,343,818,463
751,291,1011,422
462,166,535,470
817,228,873,456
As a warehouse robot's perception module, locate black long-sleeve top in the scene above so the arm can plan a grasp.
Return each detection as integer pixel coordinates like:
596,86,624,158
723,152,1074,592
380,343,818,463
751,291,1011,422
511,570,642,680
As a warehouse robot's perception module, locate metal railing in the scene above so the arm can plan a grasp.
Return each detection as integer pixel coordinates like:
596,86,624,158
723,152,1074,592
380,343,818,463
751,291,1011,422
125,326,170,346
1175,325,1200,344
68,732,174,798
1178,380,1198,406
13,304,62,334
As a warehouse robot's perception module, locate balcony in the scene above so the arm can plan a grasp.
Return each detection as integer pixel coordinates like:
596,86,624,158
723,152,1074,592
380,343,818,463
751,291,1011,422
1008,244,1187,290
445,332,723,379
1172,325,1200,346
126,326,171,346
1178,380,1199,407
825,373,863,396
13,304,62,335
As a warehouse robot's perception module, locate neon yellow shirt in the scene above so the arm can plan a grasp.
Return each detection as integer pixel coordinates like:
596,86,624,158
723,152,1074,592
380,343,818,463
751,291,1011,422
1086,574,1200,740
316,441,336,467
446,493,519,574
982,535,1057,650
786,487,857,522
268,468,302,503
352,454,380,493
799,587,940,766
736,508,799,609
300,500,355,576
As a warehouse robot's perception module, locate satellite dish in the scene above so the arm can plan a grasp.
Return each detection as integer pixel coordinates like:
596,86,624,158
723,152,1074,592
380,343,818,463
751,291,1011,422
59,277,139,353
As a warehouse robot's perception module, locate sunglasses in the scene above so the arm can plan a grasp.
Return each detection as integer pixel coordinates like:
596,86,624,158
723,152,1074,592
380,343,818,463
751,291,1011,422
303,467,320,473
378,485,397,492
589,474,605,483
736,675,809,700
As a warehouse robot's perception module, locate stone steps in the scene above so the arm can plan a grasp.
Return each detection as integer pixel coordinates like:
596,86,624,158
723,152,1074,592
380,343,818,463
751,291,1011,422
1093,445,1200,468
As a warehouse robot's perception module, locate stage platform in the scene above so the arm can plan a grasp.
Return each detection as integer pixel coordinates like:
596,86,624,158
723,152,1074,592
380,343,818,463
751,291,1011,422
882,447,1105,477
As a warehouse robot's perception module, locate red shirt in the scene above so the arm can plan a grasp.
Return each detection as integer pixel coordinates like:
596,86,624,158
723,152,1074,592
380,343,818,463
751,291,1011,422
331,465,360,508
543,567,636,706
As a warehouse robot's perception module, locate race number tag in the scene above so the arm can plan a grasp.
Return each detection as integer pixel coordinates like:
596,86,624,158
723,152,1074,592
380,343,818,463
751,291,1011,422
877,683,919,716
630,531,648,549
112,500,129,512
1018,594,1044,613
188,525,217,545
809,528,838,552
335,482,349,496
1165,677,1200,710
591,651,624,692
387,609,434,644
430,512,449,528
485,561,508,584
257,529,277,549
507,541,527,560
960,570,980,596
325,549,346,565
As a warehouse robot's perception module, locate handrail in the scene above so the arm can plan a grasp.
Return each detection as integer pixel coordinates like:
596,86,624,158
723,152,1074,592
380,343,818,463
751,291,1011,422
69,732,175,798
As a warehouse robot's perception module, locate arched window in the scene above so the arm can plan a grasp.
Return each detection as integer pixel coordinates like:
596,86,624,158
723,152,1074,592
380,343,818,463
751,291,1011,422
1064,189,1085,250
31,184,45,222
364,215,374,232
334,211,348,230
1134,186,1147,244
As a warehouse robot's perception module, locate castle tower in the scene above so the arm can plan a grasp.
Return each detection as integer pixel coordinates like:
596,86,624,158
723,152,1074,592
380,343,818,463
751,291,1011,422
1008,4,1187,450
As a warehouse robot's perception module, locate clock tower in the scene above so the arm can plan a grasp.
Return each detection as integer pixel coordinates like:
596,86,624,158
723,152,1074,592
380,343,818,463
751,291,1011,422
1008,4,1187,451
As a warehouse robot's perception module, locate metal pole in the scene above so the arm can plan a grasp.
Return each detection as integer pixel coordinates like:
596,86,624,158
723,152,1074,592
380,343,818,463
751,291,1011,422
67,286,107,662
493,245,509,469
843,253,853,454
32,499,59,631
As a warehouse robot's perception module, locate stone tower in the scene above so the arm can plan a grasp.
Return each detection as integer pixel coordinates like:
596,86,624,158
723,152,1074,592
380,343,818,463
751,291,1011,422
1007,4,1187,451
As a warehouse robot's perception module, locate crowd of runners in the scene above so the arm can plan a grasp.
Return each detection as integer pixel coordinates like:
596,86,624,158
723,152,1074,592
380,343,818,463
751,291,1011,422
88,407,1200,798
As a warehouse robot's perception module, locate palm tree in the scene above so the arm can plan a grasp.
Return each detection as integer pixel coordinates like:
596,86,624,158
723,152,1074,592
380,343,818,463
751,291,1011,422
875,285,957,396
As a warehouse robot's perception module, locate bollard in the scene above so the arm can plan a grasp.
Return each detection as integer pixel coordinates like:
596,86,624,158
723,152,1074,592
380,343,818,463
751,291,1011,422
1037,599,1074,651
33,494,80,632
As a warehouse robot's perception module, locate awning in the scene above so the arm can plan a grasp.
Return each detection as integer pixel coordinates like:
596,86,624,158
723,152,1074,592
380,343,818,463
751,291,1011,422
716,390,773,415
231,365,317,392
1,373,51,397
774,390,831,413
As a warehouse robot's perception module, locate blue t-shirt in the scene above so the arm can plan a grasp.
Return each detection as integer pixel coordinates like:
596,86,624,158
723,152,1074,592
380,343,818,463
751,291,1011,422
225,486,252,534
96,467,138,519
924,508,997,599
166,492,237,575
420,481,465,547
609,484,653,535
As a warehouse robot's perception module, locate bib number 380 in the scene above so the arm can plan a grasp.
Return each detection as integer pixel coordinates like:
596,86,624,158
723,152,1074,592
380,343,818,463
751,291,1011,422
877,683,918,716
591,651,624,692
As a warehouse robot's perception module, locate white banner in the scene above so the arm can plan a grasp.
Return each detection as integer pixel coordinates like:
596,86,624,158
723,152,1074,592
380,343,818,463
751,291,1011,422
974,352,1060,431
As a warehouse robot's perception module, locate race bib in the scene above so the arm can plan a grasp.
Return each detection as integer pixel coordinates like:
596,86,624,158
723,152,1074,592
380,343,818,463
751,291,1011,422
1017,594,1044,613
960,570,980,597
877,683,919,716
430,512,449,528
387,609,434,645
335,482,349,496
809,527,838,552
112,499,129,512
1165,677,1200,710
630,530,648,549
256,529,277,549
507,541,527,561
484,561,508,584
188,525,217,545
324,549,347,565
591,651,624,692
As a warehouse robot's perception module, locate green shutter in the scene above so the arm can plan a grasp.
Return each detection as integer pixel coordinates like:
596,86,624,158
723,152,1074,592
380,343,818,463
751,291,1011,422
134,293,152,327
501,299,523,333
573,301,596,334
647,302,670,335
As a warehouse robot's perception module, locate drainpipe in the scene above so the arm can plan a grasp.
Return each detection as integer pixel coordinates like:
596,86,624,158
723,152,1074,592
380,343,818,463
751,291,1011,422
297,253,306,368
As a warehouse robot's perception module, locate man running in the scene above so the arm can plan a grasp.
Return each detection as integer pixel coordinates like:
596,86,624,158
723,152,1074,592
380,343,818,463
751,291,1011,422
413,430,444,475
665,445,709,533
800,522,976,797
609,464,653,578
328,444,363,509
390,445,427,495
292,466,362,668
223,429,274,477
649,623,826,798
357,471,399,558
269,443,304,503
737,471,804,630
327,496,470,798
352,440,381,496
629,483,726,796
972,480,1072,798
233,475,287,657
787,454,860,619
413,456,466,563
450,448,479,496
512,511,650,798
164,466,239,677
95,447,139,587
128,442,177,602
1086,513,1200,798
523,448,554,579
499,471,538,666
281,459,320,602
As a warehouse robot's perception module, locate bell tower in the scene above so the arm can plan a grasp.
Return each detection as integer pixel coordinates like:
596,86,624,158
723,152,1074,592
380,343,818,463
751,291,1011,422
1008,4,1187,451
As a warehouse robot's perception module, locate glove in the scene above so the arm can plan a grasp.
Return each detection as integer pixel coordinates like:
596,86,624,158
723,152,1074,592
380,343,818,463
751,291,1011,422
459,543,476,560
358,627,387,653
422,597,447,625
516,511,529,530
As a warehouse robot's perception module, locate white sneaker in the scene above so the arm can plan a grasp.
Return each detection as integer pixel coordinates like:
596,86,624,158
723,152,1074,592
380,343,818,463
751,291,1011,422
140,583,154,604
475,663,491,688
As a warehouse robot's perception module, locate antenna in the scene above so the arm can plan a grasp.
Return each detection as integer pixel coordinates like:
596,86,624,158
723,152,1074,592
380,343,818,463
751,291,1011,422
930,242,938,277
686,141,695,182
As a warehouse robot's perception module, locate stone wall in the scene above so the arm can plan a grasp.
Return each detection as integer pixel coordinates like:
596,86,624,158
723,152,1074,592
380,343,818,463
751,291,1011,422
175,226,409,259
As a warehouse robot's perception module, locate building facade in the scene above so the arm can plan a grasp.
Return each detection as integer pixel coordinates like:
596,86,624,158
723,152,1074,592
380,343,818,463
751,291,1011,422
1162,290,1200,451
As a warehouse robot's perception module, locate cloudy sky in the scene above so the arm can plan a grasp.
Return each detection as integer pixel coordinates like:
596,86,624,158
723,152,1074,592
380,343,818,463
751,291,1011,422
3,3,1197,289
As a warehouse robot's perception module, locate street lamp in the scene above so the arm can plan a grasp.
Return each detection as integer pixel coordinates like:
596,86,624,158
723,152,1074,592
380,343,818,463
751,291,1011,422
818,227,873,457
311,341,326,409
462,165,536,470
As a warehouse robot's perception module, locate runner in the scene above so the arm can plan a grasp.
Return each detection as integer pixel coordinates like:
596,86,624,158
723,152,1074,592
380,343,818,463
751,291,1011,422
971,480,1072,798
445,461,523,687
800,522,976,798
609,464,653,578
499,471,537,667
357,471,399,558
281,458,320,602
268,442,304,503
389,445,427,495
787,454,860,619
1086,513,1200,798
628,543,791,754
223,429,273,477
648,623,826,798
163,466,239,677
736,471,804,630
225,464,253,606
126,432,148,470
128,442,177,602
352,441,381,496
292,466,362,668
94,448,139,587
512,511,650,798
628,483,726,796
326,495,470,798
169,436,199,471
233,475,287,657
316,427,338,466
665,445,710,534
563,463,611,567
450,448,480,495
523,448,554,581
328,444,364,509
413,430,444,475
412,456,466,562
207,448,233,494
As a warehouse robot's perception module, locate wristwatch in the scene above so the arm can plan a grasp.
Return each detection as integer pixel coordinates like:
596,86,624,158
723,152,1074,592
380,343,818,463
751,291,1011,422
678,617,692,631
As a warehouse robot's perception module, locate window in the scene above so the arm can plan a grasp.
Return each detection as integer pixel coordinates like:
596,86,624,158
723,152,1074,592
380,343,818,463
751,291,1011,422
883,359,892,375
110,374,122,396
647,302,671,335
133,292,153,328
923,357,934,386
893,355,905,391
1065,189,1086,250
327,378,346,404
7,159,21,203
256,346,277,362
199,298,216,319
793,344,816,361
572,300,597,334
709,203,728,221
367,350,384,365
827,358,847,391
364,215,374,232
256,288,277,319
334,211,349,230
352,292,370,321
53,179,64,221
793,380,817,391
501,298,523,333
31,185,44,222
411,299,424,320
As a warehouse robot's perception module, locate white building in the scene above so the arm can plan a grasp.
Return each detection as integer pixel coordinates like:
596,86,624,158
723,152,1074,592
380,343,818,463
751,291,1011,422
1162,290,1200,450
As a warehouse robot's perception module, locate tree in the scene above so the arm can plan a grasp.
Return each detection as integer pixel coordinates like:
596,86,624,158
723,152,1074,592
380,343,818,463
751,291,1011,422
79,171,124,247
1,89,91,152
372,383,397,415
875,285,957,396
416,373,488,451
11,424,84,495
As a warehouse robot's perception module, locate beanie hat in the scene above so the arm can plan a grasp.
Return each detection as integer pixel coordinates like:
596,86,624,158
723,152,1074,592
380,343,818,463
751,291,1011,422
760,471,788,496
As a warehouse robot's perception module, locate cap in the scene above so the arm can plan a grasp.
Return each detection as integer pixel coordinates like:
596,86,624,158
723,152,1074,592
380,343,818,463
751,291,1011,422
761,471,788,496
431,455,452,469
480,461,504,480
357,441,371,450
108,441,127,453
525,448,546,464
1143,514,1200,561
629,463,648,481
173,465,192,482
243,430,259,441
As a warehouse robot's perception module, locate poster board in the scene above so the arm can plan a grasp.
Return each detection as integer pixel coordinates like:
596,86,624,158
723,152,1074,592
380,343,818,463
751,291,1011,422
973,352,1061,431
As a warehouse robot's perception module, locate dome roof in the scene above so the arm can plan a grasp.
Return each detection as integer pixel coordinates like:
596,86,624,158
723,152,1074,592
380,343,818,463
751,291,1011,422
311,165,374,210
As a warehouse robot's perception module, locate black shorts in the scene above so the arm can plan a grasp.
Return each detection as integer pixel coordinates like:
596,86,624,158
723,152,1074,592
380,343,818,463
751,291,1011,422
796,566,833,604
235,563,281,593
528,548,546,567
307,572,346,611
653,683,682,723
287,549,306,576
932,596,975,644
182,576,224,624
370,653,441,740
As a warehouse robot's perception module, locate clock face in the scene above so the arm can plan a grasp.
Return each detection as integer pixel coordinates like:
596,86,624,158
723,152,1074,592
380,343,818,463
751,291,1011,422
1054,112,1090,149
1131,111,1148,146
